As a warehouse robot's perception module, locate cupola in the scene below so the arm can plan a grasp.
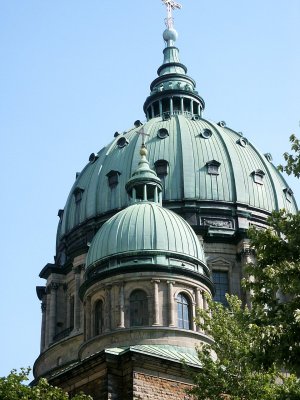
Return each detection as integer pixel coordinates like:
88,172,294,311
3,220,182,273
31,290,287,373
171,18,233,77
143,6,205,120
125,132,163,203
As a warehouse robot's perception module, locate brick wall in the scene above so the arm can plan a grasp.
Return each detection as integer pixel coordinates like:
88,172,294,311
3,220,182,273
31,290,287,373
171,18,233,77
133,371,195,400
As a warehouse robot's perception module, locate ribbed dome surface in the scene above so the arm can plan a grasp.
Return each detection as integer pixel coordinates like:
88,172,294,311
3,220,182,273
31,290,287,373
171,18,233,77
59,115,297,239
86,202,205,268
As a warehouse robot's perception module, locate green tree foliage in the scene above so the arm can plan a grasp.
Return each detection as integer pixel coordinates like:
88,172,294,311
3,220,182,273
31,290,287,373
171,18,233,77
278,135,300,178
190,137,300,399
245,210,300,373
0,368,93,400
190,296,300,400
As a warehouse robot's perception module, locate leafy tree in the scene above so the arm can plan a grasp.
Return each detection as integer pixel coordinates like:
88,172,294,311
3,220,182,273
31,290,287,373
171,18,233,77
278,134,300,178
243,134,300,373
190,137,300,399
190,296,300,400
0,368,93,400
245,210,300,373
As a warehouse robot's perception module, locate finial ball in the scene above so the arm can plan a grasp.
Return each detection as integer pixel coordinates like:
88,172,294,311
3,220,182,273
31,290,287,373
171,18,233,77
163,28,178,42
140,146,148,157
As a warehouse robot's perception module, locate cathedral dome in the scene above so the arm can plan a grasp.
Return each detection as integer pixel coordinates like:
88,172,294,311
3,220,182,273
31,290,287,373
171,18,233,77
85,201,209,279
58,116,297,241
55,18,297,259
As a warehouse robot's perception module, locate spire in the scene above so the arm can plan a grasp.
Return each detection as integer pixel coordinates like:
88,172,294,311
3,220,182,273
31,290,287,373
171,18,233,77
125,130,163,204
143,1,205,121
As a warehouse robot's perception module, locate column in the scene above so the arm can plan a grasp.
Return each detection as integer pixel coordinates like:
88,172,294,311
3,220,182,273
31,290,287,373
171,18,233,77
192,302,196,331
203,290,208,310
45,287,51,347
117,282,125,328
159,99,163,116
195,288,203,333
143,184,147,201
40,302,47,351
152,279,160,326
180,97,184,113
151,104,154,118
48,282,59,344
240,241,255,307
167,281,175,327
85,295,91,340
73,266,82,331
170,97,173,115
197,103,201,116
132,188,136,202
154,187,158,203
105,285,112,332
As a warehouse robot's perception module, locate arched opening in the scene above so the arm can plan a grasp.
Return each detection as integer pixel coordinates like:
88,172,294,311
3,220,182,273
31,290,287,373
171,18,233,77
177,293,191,330
130,290,148,327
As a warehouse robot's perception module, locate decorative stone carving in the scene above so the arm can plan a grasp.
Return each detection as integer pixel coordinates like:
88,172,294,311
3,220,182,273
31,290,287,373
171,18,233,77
203,218,233,229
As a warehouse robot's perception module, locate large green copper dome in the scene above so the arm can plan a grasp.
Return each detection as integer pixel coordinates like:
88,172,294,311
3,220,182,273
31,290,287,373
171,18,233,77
58,116,297,236
55,24,297,261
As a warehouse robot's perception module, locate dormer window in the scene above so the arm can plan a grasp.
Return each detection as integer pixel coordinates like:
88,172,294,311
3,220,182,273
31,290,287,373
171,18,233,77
89,153,98,163
106,170,121,188
154,160,169,178
73,187,84,225
283,187,293,202
206,160,221,175
57,209,64,221
73,187,84,203
252,169,265,185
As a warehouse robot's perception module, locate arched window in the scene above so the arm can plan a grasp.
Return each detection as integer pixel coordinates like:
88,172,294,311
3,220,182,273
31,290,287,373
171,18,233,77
130,290,148,327
94,300,104,336
177,293,191,330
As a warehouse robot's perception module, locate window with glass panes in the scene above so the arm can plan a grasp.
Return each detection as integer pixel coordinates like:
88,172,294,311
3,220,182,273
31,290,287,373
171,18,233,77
212,271,229,306
177,293,190,329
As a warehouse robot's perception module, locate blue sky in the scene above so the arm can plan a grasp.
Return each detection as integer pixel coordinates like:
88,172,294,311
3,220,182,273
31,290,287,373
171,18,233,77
0,0,299,378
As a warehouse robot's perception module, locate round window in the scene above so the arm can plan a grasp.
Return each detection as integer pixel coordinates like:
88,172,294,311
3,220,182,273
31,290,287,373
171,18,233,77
237,137,248,147
201,129,212,139
117,136,129,148
157,128,169,139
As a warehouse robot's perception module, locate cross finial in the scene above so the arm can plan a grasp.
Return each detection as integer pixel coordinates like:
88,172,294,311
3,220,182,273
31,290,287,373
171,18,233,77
136,126,150,147
162,0,182,29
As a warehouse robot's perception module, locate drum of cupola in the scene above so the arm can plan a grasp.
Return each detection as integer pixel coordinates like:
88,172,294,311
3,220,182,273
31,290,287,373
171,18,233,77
125,144,163,204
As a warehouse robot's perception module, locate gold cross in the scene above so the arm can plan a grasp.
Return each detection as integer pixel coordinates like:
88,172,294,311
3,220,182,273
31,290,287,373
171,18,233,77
136,127,150,146
162,0,182,11
161,0,182,29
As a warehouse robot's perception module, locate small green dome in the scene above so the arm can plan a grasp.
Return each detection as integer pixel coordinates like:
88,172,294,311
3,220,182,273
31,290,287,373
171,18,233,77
86,202,207,271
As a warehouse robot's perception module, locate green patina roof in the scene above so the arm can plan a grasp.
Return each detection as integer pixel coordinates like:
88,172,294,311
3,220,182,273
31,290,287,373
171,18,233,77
86,201,206,268
106,344,201,367
59,115,297,238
